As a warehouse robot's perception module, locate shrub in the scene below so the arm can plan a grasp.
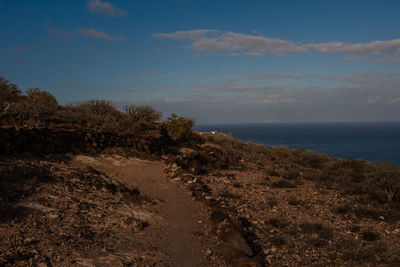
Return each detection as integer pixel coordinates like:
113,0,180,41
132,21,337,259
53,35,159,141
77,100,118,117
373,161,400,202
1,77,22,117
73,100,121,128
334,159,370,184
7,88,58,127
125,104,162,123
0,76,21,103
164,113,194,142
25,88,58,126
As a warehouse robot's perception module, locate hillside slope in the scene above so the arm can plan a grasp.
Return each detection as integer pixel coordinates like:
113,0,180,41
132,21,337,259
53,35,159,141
1,127,400,266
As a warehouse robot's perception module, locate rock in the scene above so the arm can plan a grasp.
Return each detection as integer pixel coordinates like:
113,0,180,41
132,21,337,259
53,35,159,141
48,213,59,219
205,249,213,257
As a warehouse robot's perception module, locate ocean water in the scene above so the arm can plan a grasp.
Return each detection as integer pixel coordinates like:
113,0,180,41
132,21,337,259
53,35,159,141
194,122,400,165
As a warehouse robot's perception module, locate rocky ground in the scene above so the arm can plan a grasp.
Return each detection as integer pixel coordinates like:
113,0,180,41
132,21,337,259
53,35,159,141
0,154,224,266
163,132,400,266
1,130,400,266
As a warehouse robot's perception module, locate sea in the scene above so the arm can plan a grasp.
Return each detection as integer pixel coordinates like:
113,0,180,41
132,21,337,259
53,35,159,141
194,122,400,165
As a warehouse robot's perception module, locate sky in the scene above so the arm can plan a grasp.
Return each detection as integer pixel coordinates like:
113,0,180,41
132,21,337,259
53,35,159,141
1,0,400,123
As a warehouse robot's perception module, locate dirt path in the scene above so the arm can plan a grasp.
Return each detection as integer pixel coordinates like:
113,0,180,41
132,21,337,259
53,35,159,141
77,155,222,267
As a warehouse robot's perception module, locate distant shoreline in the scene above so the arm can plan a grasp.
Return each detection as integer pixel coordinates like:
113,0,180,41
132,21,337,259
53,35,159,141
195,122,400,165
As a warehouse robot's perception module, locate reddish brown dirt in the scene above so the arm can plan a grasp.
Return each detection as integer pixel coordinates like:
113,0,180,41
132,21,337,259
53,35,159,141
0,154,225,266
73,155,225,267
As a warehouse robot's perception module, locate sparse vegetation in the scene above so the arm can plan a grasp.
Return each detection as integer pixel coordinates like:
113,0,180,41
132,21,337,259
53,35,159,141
125,104,162,123
22,88,59,127
164,113,195,142
2,75,400,266
0,76,21,112
0,77,169,135
373,161,400,202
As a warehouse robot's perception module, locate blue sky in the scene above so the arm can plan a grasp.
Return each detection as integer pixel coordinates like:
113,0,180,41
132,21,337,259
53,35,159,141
1,0,400,123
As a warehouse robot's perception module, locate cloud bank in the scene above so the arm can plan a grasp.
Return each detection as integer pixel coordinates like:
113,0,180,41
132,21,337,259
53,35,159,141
154,30,400,62
113,72,400,123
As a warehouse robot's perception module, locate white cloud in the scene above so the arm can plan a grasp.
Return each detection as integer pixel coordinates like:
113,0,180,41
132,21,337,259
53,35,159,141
78,28,114,40
154,29,400,62
153,29,217,40
87,0,126,17
221,32,306,55
303,39,400,56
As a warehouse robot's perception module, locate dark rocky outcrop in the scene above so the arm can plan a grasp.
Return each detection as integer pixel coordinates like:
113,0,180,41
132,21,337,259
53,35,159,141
0,126,173,156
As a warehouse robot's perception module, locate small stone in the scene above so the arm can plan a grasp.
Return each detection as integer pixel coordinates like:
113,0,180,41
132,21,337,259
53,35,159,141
265,255,273,265
198,220,202,224
48,213,59,219
205,249,213,257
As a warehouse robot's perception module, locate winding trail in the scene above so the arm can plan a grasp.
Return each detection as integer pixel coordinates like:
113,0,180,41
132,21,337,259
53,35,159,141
80,155,221,267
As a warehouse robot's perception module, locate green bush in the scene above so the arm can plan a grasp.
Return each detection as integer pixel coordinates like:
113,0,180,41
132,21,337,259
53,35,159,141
164,113,194,141
125,104,162,123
